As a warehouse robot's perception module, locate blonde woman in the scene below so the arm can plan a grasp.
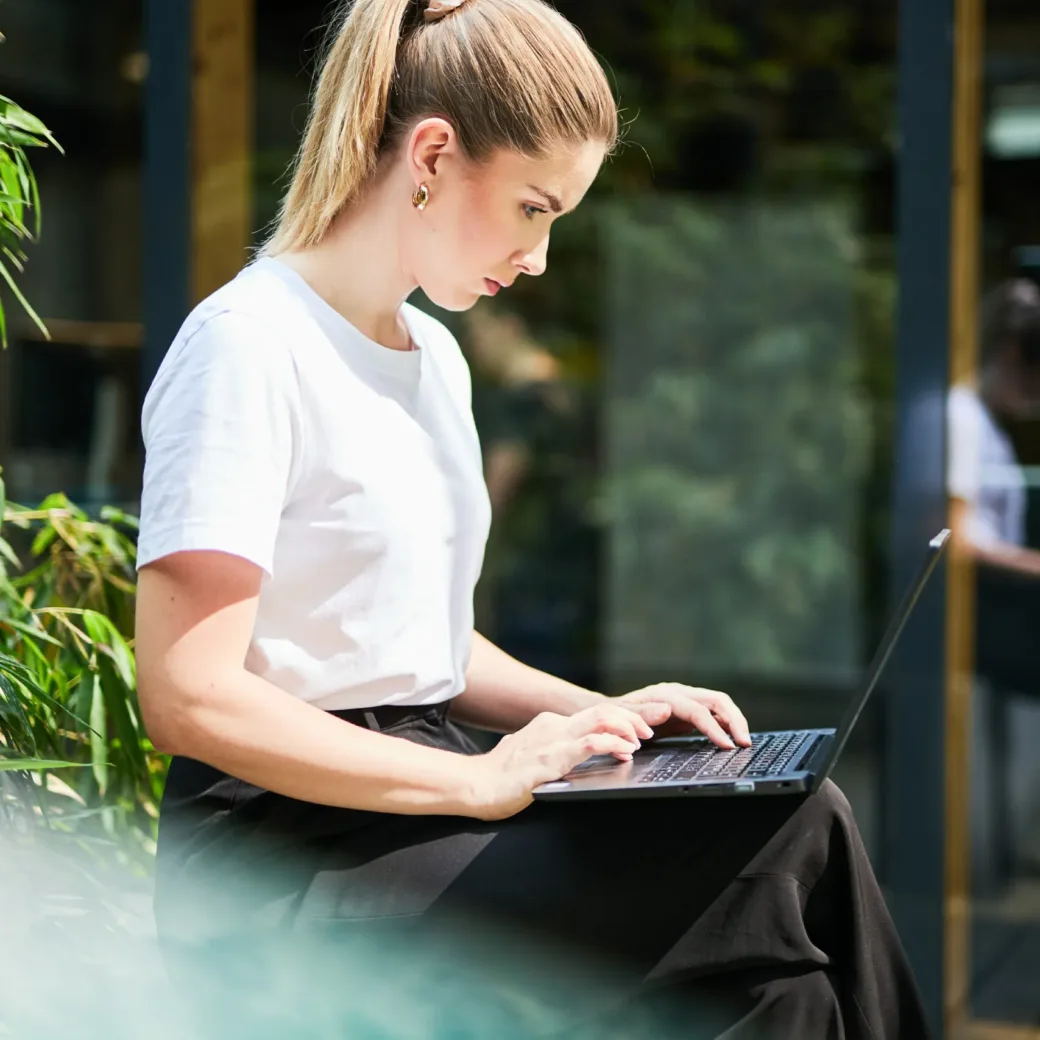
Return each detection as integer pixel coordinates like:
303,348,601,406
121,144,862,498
135,0,929,1034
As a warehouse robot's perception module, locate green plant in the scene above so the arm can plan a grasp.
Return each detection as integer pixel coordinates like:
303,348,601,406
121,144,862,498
0,93,61,347
0,477,162,868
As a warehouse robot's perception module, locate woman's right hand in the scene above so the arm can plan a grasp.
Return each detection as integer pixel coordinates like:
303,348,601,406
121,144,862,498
465,704,654,820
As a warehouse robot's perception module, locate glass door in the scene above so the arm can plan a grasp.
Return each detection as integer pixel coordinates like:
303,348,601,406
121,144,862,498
947,0,1040,1034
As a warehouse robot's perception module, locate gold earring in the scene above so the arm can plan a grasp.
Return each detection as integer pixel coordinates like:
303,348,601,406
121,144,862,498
412,183,429,211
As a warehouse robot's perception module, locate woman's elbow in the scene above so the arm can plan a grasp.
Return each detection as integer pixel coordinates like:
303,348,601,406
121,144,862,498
137,669,198,757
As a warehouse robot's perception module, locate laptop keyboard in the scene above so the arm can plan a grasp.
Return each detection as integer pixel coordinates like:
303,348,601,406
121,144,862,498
638,731,821,785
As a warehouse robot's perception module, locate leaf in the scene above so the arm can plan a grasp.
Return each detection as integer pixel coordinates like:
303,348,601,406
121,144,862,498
98,658,145,775
0,127,45,149
0,615,64,647
89,672,108,795
0,758,88,771
0,534,19,569
82,611,135,687
0,666,37,753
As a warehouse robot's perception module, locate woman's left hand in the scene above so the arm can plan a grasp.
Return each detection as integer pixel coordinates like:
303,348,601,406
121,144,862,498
615,684,752,750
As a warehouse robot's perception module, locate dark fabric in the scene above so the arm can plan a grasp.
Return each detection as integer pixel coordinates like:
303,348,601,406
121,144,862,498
155,704,929,1039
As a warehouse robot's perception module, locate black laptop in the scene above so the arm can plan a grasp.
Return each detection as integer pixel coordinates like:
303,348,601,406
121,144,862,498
534,530,949,801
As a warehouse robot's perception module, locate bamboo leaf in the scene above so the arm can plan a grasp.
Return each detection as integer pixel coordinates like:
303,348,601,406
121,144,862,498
0,665,36,753
0,758,88,771
0,534,18,568
82,611,136,688
89,672,108,795
0,615,64,647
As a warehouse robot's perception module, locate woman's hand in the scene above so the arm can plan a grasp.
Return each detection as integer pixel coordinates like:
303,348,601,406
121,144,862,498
616,684,752,750
464,702,663,820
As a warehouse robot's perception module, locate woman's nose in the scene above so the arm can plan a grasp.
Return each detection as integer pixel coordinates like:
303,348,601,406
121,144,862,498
515,235,549,278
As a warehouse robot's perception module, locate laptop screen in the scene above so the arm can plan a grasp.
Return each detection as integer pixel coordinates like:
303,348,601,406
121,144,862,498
812,529,950,787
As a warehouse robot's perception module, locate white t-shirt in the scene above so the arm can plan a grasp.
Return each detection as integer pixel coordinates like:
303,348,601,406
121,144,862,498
137,257,492,710
947,383,1026,548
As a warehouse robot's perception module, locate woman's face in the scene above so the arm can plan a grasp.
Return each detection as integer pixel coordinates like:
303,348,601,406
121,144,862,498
405,130,606,312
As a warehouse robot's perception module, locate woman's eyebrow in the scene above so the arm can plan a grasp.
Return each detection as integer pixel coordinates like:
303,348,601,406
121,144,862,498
528,185,563,213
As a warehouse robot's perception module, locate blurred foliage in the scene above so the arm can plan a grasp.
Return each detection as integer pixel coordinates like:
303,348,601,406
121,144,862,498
0,92,61,347
0,476,161,871
601,198,873,678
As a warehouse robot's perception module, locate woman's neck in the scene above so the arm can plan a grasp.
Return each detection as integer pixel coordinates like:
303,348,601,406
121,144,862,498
274,172,418,350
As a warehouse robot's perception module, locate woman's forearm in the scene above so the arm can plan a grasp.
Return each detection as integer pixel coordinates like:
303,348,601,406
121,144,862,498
453,631,604,733
150,669,485,817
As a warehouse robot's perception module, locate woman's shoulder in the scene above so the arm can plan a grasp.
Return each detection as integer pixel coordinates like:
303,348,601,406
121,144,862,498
176,260,311,350
145,264,310,421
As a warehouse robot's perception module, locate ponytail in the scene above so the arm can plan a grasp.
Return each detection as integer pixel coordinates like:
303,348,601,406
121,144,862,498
267,0,414,252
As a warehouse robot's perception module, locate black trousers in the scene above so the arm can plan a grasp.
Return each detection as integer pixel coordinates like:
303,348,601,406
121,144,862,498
154,702,930,1039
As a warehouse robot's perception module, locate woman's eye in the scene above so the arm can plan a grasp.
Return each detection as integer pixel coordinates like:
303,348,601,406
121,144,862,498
522,204,547,220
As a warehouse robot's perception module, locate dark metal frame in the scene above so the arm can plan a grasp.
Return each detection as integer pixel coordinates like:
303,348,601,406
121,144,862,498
141,0,192,397
886,0,956,1032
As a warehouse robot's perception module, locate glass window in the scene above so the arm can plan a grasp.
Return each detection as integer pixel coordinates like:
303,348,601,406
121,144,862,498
958,0,1040,1026
0,0,145,511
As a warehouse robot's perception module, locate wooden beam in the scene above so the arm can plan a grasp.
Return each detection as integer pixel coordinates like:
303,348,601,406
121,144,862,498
968,1023,1040,1040
945,0,983,1034
29,320,143,351
191,0,254,304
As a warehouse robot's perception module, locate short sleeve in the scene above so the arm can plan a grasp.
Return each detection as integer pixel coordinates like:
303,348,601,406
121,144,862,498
137,310,300,576
947,386,1006,547
947,387,980,504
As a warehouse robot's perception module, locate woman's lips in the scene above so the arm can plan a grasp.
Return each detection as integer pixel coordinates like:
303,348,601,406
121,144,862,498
484,278,501,296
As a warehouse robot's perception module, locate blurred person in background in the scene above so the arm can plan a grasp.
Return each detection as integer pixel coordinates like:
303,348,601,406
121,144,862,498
133,0,930,1035
948,277,1040,879
948,278,1040,575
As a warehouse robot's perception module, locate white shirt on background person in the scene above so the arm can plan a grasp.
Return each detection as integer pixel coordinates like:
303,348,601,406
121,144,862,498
947,382,1026,549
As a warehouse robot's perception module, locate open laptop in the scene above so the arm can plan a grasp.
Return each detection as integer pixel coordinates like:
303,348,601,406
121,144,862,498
534,529,950,801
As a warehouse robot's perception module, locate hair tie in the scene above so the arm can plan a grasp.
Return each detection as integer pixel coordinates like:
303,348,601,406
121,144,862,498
424,0,469,23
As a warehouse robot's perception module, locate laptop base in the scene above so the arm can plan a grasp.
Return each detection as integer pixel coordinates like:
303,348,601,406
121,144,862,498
534,728,835,801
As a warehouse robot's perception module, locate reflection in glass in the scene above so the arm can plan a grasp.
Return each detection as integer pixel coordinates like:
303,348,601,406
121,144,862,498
603,198,868,684
963,0,1040,1024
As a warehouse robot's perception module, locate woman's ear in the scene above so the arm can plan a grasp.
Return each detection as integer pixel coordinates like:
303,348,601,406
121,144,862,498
406,117,458,187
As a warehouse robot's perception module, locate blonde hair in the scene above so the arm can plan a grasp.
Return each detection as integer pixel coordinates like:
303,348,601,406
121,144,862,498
266,0,618,254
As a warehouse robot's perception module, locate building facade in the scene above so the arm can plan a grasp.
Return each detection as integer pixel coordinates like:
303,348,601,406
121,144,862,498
1,1,1039,1035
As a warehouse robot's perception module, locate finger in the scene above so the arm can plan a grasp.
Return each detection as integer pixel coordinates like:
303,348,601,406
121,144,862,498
573,704,653,743
670,701,735,749
697,691,751,747
539,733,638,783
609,705,655,741
622,701,673,727
573,732,641,765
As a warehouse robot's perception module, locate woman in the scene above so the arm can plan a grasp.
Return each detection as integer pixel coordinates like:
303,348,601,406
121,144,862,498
136,0,930,1035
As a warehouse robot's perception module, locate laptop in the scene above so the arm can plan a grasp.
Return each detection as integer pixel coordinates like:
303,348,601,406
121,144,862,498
534,529,950,801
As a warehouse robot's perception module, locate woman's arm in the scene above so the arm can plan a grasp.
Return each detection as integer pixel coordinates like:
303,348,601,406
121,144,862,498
456,633,751,748
452,631,603,733
137,551,649,820
950,497,1040,577
137,549,488,816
